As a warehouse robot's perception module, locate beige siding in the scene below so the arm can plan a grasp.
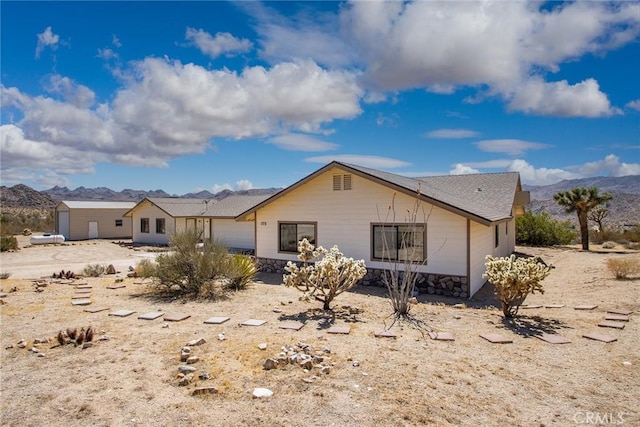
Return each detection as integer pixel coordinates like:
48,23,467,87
63,208,131,240
130,202,173,245
212,219,255,250
468,220,516,297
255,166,468,276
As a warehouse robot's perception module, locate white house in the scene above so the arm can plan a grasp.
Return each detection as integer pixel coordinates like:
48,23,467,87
237,162,529,298
55,201,135,241
123,195,271,251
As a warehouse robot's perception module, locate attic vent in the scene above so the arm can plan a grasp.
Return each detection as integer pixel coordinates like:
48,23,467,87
333,174,352,191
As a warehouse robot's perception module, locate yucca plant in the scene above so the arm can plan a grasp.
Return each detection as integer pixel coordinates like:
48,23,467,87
224,254,257,291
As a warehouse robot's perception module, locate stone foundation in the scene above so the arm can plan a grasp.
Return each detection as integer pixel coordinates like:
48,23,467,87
256,257,468,298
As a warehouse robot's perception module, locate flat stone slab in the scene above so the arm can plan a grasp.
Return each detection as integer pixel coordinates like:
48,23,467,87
544,304,565,309
327,326,351,335
84,306,109,313
240,319,267,327
607,309,633,316
76,285,92,289
583,332,617,343
598,320,625,329
480,332,513,344
72,294,92,299
138,311,165,320
204,316,231,325
164,313,191,322
279,321,305,331
605,314,630,322
106,284,126,290
520,305,543,309
74,288,93,294
109,309,136,317
374,330,398,338
0,293,7,298
535,333,571,344
574,304,598,310
429,331,455,341
71,299,92,306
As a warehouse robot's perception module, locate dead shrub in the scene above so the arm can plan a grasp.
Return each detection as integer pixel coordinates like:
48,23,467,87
606,258,640,279
83,264,107,277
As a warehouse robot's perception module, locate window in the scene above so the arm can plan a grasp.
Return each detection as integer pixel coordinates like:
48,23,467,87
495,224,500,248
141,218,149,233
115,219,123,227
279,222,316,253
332,174,352,191
372,224,425,262
156,218,166,234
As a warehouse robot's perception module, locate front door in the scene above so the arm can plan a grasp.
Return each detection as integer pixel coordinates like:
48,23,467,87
88,221,98,239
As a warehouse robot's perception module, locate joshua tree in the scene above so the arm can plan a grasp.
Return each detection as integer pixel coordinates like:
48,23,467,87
588,205,609,236
553,187,612,250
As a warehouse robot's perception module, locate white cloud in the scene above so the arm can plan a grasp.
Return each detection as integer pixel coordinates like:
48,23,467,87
626,99,640,111
506,159,580,185
211,180,253,194
475,139,551,156
449,164,480,175
44,75,96,109
35,26,59,59
267,134,338,152
576,154,640,177
507,78,620,117
185,28,252,59
426,128,479,139
305,154,411,169
112,35,122,48
376,113,398,128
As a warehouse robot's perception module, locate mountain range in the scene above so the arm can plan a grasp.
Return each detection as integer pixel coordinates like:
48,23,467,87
1,175,638,230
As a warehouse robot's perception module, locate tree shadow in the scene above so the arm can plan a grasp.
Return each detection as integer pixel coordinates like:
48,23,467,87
499,314,572,338
277,305,364,330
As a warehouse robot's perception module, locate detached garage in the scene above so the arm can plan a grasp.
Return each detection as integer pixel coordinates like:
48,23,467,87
55,201,135,241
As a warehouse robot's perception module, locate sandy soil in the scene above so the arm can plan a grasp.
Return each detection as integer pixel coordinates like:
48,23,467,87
1,238,638,426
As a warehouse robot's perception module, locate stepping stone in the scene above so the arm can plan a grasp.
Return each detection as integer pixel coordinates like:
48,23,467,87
240,319,266,327
429,331,455,341
583,332,617,343
109,309,136,317
574,304,598,310
374,330,398,338
138,311,165,320
74,289,92,294
480,332,513,344
164,313,191,322
204,316,230,325
106,284,126,290
0,293,8,298
279,321,305,331
607,309,633,316
520,305,543,309
605,314,630,322
71,299,92,306
327,326,351,335
84,306,109,313
76,285,92,289
535,333,571,344
544,304,565,309
598,320,625,329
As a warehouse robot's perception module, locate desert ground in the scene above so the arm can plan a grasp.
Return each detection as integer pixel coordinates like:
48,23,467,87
1,237,638,427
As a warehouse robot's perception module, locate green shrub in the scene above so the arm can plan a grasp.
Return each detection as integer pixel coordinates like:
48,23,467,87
0,235,18,252
83,264,107,277
135,258,157,278
606,258,640,279
516,212,576,246
0,272,12,279
224,254,257,291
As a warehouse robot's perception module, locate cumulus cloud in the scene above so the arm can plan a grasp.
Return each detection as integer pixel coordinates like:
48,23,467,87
211,180,253,194
35,26,59,59
506,78,620,117
305,154,410,169
266,134,338,151
185,28,252,58
475,139,551,156
449,164,480,175
506,159,581,185
426,128,479,139
626,99,640,111
44,75,96,109
576,154,640,177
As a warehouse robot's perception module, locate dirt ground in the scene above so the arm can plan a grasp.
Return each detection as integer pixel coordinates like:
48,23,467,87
1,237,639,426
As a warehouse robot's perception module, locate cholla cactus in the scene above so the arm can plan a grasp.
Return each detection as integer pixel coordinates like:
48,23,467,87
483,254,551,318
284,238,367,310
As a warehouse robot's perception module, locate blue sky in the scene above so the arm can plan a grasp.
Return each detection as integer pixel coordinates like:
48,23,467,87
1,1,639,194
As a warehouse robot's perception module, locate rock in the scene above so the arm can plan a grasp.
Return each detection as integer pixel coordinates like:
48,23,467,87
217,333,226,341
178,373,194,386
302,378,315,384
252,388,273,398
34,337,50,344
30,347,39,353
5,344,14,349
82,342,93,349
128,266,135,271
178,365,197,373
272,308,282,313
623,361,632,366
97,335,110,341
114,277,124,283
409,297,418,305
263,358,278,370
320,365,330,374
187,338,206,346
352,361,360,367
258,343,267,350
192,387,218,396
106,265,116,275
37,353,46,357
186,356,199,364
198,373,211,380
299,358,314,370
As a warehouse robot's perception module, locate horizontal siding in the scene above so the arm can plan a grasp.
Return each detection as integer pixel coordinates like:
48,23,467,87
66,208,132,240
131,202,173,245
212,219,255,250
469,221,493,296
255,166,468,276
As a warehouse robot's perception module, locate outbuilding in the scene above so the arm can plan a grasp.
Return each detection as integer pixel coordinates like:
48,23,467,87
55,201,135,241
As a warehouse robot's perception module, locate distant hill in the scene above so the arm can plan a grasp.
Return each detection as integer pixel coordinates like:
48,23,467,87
0,184,57,209
523,175,640,199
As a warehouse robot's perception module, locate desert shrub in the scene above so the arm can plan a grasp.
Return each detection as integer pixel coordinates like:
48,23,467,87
135,258,157,278
622,224,640,243
224,254,257,291
483,254,551,318
601,241,617,249
0,235,18,252
284,238,367,310
0,272,12,279
0,209,55,235
606,258,640,279
516,212,575,246
624,241,640,250
83,264,107,277
152,230,230,298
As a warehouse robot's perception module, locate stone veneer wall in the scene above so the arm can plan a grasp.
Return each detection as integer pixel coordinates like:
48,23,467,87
256,258,469,298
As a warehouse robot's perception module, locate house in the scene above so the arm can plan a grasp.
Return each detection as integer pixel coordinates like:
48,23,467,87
236,161,530,298
123,194,272,251
55,201,135,240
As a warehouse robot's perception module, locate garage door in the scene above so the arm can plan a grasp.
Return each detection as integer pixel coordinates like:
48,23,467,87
58,211,70,239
